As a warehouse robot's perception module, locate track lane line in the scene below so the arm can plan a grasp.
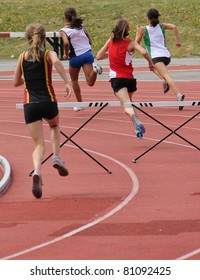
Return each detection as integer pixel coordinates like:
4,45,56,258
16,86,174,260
0,145,139,260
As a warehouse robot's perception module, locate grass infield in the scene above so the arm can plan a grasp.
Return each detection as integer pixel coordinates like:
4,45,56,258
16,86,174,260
0,0,200,59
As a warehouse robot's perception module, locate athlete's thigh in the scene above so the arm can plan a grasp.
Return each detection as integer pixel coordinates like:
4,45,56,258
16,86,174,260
115,87,130,104
45,114,59,128
154,62,168,77
82,63,94,79
27,120,44,145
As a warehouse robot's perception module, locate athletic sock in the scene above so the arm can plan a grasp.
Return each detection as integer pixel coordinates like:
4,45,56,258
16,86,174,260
131,114,141,126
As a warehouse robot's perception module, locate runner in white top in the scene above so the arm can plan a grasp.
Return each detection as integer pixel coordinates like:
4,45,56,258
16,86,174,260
60,27,91,57
135,8,185,110
60,7,102,111
144,24,170,59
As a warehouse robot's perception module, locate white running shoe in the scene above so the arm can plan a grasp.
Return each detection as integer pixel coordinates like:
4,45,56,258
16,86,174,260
94,64,103,75
73,107,85,112
177,93,185,110
32,170,42,199
52,156,68,176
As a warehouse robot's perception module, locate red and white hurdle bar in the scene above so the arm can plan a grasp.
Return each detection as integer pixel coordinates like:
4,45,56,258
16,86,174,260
0,31,63,59
0,31,60,38
16,100,200,109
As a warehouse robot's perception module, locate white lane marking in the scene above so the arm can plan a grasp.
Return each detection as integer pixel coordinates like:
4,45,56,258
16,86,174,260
176,248,200,260
1,142,139,260
0,121,199,260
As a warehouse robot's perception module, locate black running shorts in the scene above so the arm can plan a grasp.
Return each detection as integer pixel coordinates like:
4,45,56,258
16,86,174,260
152,56,171,66
23,102,59,124
110,78,137,93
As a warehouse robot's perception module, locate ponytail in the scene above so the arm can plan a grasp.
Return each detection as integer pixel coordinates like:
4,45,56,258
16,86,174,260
151,18,159,27
25,23,46,62
71,18,83,29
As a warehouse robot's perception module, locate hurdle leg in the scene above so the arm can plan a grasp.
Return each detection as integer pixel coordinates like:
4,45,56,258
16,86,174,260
134,105,200,146
29,103,111,176
60,131,112,174
132,105,200,163
173,111,200,150
132,131,174,163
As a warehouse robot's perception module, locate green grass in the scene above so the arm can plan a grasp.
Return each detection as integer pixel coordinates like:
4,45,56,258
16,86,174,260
0,0,200,59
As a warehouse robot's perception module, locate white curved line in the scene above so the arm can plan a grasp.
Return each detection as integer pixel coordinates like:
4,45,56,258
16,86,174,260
0,128,199,260
1,150,139,260
176,248,200,260
0,128,197,151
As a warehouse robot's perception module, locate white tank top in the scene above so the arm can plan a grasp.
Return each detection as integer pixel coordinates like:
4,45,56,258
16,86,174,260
60,26,91,56
143,24,170,58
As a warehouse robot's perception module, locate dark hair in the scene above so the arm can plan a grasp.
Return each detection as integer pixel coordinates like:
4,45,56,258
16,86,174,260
64,7,83,29
111,18,129,42
147,8,161,27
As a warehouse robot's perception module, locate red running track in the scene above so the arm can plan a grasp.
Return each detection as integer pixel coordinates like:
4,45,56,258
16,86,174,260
0,66,200,260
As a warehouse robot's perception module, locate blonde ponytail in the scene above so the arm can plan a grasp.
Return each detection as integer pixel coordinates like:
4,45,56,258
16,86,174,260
25,23,46,62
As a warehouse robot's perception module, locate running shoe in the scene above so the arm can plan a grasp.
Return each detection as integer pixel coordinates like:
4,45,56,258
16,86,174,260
32,170,42,199
135,124,146,139
163,80,169,94
94,64,103,75
73,107,85,112
52,156,69,176
177,93,185,111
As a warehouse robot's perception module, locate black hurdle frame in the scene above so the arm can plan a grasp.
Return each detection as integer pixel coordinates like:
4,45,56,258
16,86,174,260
46,33,64,60
29,103,112,176
132,104,200,163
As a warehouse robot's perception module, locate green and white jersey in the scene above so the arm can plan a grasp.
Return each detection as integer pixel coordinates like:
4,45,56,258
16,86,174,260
143,24,170,59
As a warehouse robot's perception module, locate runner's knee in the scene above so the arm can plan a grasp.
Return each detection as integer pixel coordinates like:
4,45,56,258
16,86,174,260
50,124,58,128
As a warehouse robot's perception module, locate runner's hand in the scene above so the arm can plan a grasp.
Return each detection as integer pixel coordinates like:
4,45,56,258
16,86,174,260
64,84,72,99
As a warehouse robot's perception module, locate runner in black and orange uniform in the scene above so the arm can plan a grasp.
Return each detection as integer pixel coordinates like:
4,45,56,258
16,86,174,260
13,23,72,199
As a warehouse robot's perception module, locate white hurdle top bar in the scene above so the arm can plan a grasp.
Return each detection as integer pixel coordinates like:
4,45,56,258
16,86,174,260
0,32,60,38
16,100,200,109
16,101,120,109
125,100,200,108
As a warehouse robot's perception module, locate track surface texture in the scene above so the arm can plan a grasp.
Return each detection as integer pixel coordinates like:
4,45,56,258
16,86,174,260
0,58,199,260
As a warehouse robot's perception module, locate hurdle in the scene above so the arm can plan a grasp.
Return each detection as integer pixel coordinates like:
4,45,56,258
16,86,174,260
16,101,121,176
124,100,200,163
0,31,63,59
16,100,200,167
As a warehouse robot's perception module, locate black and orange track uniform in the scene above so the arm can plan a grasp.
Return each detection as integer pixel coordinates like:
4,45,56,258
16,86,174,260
21,50,59,124
21,50,57,103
